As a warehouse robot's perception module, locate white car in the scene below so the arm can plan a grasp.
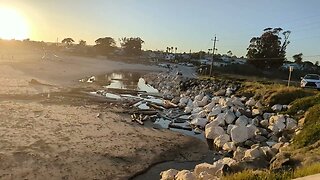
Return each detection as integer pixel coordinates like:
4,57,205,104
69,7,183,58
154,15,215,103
300,74,320,90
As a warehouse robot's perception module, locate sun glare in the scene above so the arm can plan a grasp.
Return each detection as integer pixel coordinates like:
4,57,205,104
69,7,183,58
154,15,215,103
0,7,29,40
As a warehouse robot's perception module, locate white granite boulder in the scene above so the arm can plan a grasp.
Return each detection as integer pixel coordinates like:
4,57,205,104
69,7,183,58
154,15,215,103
230,125,249,143
175,170,196,180
223,142,236,151
285,118,297,130
214,134,230,148
235,115,249,126
190,118,208,128
160,169,179,180
205,126,225,139
224,110,236,124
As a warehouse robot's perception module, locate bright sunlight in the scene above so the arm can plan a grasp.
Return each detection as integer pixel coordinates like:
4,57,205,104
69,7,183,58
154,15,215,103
0,7,29,40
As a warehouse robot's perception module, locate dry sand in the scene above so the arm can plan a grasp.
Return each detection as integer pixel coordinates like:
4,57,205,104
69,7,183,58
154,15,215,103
0,51,208,179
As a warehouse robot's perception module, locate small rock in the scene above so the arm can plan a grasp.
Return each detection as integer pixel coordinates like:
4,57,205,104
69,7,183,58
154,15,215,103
266,141,277,147
215,89,226,96
252,109,262,116
271,104,283,112
160,169,179,180
260,119,269,128
245,98,256,107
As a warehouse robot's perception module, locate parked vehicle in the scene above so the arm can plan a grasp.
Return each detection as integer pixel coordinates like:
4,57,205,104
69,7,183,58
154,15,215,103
300,74,320,90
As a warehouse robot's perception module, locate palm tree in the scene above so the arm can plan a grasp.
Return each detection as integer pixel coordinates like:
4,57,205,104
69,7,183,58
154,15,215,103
171,47,174,53
175,47,177,54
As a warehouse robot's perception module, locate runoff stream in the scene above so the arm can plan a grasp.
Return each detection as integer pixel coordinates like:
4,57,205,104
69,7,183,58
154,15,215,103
83,71,214,180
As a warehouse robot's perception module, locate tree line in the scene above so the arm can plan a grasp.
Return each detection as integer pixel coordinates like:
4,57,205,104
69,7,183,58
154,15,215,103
61,37,144,56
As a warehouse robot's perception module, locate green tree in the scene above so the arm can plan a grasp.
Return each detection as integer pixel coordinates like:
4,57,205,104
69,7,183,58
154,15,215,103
293,53,303,64
246,28,291,69
79,40,86,46
61,38,74,46
315,61,319,66
120,37,144,56
94,37,116,55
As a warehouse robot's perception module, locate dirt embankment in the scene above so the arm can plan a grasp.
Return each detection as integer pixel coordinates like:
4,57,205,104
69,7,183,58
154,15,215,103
0,53,208,179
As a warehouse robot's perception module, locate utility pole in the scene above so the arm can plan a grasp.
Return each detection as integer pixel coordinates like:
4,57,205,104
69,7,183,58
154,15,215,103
210,35,218,76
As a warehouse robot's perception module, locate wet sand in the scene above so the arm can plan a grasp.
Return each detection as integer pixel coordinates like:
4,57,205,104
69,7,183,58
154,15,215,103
0,52,208,179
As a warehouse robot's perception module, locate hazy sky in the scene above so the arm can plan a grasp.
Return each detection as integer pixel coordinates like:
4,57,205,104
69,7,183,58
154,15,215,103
1,0,320,62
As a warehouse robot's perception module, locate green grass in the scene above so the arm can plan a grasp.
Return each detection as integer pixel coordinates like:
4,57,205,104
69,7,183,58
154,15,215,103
286,93,320,116
222,163,320,180
236,82,316,106
292,104,320,148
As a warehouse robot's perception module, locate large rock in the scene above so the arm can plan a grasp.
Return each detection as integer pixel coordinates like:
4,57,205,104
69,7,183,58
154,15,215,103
252,109,262,116
231,97,244,107
243,147,264,160
255,101,263,109
260,146,276,160
211,105,222,116
204,102,216,112
214,134,230,148
233,147,248,161
194,163,219,177
271,104,283,112
175,170,196,180
270,152,294,171
219,98,227,106
235,115,249,126
179,97,189,107
196,110,207,118
224,110,236,124
205,126,225,139
227,124,236,135
269,115,286,132
191,118,208,128
161,169,179,180
263,112,274,120
285,118,297,130
247,124,259,139
260,119,269,128
211,96,220,104
195,93,204,101
245,98,256,107
230,126,249,143
223,142,236,151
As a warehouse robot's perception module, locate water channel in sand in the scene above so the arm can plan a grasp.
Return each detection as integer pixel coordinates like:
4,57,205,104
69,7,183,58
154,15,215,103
86,71,213,179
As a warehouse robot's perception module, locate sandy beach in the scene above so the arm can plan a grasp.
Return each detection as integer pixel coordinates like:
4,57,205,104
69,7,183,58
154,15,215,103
0,51,208,179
